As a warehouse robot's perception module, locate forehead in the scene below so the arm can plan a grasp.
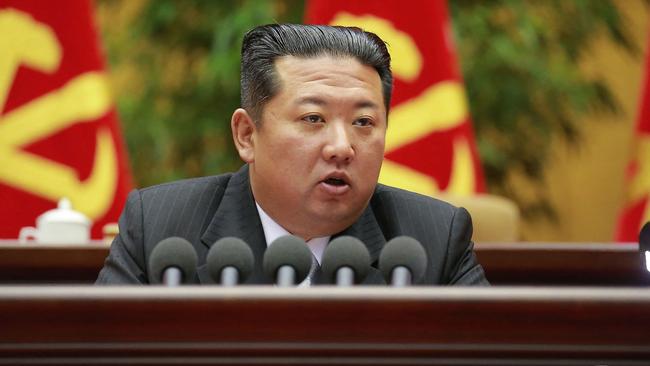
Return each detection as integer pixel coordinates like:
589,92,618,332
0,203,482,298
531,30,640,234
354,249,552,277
271,55,384,109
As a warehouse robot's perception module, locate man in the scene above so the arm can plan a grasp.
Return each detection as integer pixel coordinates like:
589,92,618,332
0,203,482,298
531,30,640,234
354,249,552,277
96,24,488,285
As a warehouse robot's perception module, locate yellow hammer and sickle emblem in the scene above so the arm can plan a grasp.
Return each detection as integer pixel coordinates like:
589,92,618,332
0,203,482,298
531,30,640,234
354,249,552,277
331,13,477,196
0,9,117,220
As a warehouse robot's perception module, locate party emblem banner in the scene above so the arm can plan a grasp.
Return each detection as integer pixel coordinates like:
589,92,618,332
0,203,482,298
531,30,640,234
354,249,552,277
305,0,485,196
0,0,132,239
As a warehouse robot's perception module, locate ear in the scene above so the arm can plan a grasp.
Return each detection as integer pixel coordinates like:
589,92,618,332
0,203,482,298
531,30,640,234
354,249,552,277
231,108,256,163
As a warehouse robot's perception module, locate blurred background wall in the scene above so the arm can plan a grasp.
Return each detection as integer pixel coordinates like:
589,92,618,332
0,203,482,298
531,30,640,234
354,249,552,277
523,0,648,241
95,0,649,242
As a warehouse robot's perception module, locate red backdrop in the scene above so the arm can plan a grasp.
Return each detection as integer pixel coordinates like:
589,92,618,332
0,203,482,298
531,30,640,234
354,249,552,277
0,0,132,239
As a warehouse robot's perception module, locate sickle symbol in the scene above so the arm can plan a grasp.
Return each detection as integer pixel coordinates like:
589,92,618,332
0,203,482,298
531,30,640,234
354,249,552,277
0,9,117,219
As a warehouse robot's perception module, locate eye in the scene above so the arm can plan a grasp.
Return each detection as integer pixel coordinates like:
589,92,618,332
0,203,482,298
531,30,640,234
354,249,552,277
302,114,324,124
353,117,374,127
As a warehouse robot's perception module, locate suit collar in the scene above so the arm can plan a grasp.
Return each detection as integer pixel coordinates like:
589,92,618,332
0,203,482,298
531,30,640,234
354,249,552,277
333,198,387,285
198,165,269,284
335,203,385,263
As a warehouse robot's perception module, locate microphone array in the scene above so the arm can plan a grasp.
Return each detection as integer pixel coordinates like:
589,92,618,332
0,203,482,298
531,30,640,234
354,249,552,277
148,234,428,287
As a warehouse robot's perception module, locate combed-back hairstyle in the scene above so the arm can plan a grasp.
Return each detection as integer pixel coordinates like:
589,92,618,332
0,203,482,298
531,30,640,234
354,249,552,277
240,23,392,122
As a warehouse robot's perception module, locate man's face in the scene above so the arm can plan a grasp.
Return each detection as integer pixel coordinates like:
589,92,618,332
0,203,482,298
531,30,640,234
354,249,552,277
236,55,387,240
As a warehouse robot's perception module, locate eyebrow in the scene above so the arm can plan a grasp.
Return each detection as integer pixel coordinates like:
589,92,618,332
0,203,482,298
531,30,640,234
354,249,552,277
296,96,327,106
296,96,380,110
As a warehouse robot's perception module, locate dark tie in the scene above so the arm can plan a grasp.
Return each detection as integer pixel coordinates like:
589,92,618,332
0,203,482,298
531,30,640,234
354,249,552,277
299,253,321,287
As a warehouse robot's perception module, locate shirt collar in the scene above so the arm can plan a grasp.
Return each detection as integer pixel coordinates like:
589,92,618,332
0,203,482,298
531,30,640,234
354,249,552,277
255,202,329,264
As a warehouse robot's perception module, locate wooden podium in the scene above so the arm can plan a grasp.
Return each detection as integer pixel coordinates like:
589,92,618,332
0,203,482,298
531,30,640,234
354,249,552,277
1,286,650,365
0,242,648,285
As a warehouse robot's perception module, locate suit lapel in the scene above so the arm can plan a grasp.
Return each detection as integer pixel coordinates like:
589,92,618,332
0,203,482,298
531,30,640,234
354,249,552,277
334,202,387,285
197,165,270,284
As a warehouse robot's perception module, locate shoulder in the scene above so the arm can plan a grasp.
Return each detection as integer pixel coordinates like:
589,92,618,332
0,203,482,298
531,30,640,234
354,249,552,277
132,172,235,220
139,173,233,200
124,172,236,242
370,183,471,240
371,183,461,217
370,184,483,285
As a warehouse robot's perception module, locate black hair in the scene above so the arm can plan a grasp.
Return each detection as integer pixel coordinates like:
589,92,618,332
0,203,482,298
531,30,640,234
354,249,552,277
240,23,392,122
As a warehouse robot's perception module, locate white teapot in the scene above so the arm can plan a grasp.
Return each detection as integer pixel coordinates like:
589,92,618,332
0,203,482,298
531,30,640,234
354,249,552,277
19,198,91,244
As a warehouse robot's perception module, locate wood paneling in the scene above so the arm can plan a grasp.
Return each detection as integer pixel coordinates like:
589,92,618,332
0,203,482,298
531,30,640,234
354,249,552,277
1,286,649,364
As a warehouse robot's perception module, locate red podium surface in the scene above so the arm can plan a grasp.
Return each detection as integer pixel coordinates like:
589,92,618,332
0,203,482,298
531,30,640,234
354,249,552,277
1,286,649,365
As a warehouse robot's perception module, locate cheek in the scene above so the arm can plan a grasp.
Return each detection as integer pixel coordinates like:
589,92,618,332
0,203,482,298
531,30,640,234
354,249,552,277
264,132,318,175
361,136,386,164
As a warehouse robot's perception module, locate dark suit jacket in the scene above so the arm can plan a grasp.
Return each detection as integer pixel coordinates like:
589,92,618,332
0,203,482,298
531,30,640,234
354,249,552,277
96,165,488,285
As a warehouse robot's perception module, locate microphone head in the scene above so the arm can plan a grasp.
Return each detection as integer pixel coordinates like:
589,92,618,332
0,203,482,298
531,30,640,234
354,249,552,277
379,236,427,284
148,237,198,284
263,235,312,284
321,236,370,284
206,237,255,284
640,221,650,251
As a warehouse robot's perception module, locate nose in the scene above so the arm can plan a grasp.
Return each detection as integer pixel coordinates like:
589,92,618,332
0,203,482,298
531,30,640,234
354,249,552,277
322,123,354,164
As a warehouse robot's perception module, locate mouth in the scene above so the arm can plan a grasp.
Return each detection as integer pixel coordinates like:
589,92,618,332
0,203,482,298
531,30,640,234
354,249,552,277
319,172,351,195
323,177,347,186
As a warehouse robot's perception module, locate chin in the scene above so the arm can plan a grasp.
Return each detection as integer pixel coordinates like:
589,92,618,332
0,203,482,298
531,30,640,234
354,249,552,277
313,205,362,227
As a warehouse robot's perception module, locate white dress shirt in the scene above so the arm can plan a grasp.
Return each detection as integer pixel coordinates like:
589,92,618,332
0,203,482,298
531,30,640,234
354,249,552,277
255,203,329,286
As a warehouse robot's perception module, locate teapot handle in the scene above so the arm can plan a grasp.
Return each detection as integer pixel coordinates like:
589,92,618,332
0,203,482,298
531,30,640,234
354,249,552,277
18,227,38,243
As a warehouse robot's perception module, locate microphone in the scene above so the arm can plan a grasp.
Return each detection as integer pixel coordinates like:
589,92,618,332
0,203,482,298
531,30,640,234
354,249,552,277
263,235,312,287
379,236,427,287
148,237,198,286
321,236,370,286
639,222,650,273
206,237,255,286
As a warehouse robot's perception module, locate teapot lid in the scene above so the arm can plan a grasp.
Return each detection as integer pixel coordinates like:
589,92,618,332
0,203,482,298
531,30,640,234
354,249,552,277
37,198,91,225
